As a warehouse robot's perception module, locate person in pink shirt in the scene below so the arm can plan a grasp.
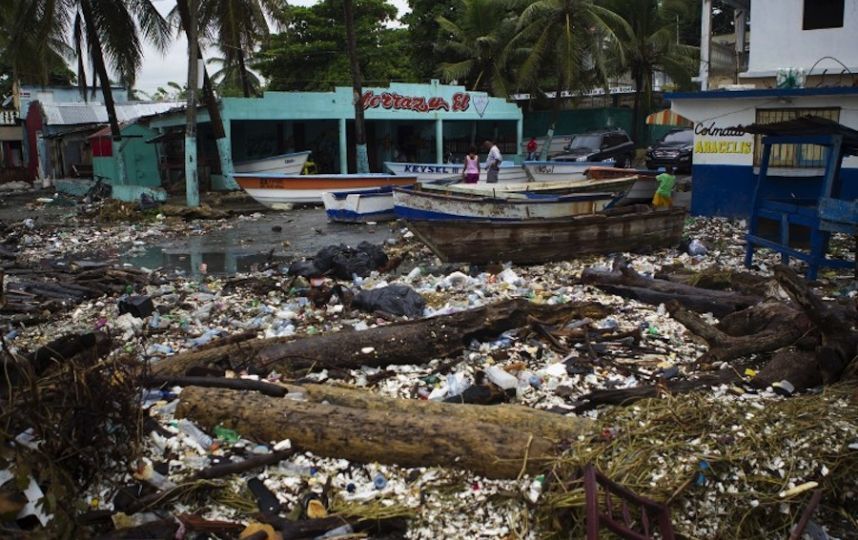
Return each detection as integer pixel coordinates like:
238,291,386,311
462,146,480,183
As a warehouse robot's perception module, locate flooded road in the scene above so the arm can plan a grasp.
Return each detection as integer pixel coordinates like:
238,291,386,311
121,207,399,276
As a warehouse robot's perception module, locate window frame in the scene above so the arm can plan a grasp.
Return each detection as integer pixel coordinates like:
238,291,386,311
803,0,845,30
753,108,841,170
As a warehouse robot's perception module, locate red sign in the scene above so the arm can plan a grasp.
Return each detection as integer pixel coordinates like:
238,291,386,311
361,91,471,113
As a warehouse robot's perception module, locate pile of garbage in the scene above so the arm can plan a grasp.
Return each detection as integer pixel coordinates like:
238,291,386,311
1,213,856,539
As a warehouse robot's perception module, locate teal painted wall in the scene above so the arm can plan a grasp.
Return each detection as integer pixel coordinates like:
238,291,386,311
94,123,166,201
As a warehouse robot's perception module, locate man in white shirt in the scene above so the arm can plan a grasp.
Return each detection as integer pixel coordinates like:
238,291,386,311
483,139,502,183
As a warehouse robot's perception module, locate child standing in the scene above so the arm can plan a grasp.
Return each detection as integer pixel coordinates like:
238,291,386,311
652,166,677,208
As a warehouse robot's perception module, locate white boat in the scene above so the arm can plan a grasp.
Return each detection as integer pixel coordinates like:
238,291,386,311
384,161,529,183
523,159,615,182
322,187,398,223
392,185,614,221
234,173,417,206
233,151,312,175
423,174,640,197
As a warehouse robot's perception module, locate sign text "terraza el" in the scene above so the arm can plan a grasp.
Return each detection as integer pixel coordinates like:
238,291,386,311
361,91,471,113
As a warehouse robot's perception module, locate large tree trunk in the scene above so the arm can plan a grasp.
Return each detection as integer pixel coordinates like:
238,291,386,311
539,79,565,161
343,0,368,173
175,0,236,191
80,0,126,185
580,257,761,317
237,50,252,98
152,299,609,377
177,386,591,479
632,71,643,146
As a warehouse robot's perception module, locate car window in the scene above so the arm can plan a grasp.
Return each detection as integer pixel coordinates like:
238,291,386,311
568,134,602,150
661,130,693,144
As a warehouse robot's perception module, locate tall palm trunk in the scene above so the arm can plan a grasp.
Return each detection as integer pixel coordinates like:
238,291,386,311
540,79,564,161
185,0,200,207
80,0,127,185
237,50,252,98
176,0,237,191
343,0,368,173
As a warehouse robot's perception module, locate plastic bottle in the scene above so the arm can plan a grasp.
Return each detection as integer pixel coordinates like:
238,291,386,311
688,239,708,256
485,366,517,391
277,461,315,477
176,419,213,450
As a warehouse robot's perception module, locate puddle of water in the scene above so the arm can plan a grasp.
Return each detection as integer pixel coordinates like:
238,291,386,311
121,208,398,276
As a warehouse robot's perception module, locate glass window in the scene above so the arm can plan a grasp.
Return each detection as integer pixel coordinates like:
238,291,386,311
803,0,844,30
662,130,693,144
567,134,602,150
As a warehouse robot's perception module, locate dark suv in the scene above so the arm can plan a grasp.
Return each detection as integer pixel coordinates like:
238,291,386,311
645,128,693,172
550,129,636,167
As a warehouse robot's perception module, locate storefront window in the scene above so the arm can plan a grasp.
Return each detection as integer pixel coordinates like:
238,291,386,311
753,108,840,168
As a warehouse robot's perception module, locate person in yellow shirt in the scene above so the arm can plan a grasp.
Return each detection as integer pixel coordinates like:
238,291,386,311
652,166,677,208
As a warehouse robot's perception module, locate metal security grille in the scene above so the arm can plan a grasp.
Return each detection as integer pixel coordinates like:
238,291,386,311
753,108,840,168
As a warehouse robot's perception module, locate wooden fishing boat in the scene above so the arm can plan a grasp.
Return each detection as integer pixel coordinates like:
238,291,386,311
523,159,615,182
402,206,687,264
235,173,417,206
322,187,400,223
392,185,615,221
423,174,639,197
384,161,529,183
586,166,658,180
233,150,312,175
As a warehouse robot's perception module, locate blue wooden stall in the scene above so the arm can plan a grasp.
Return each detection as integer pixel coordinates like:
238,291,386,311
743,116,858,279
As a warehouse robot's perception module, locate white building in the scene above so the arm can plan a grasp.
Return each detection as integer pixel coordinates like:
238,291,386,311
668,0,858,217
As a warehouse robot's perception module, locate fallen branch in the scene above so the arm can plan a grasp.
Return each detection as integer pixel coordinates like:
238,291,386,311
144,375,288,397
153,299,609,377
177,386,592,479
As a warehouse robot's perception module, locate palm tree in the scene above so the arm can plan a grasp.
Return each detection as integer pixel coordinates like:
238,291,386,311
343,0,369,173
196,0,285,98
15,0,170,184
435,0,517,97
601,0,697,144
0,0,74,89
206,56,262,96
510,0,625,158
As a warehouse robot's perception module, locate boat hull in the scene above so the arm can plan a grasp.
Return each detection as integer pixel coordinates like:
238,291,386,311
322,187,397,223
523,160,614,182
233,151,312,175
235,174,417,206
403,206,687,264
393,187,613,221
425,175,638,197
384,161,529,183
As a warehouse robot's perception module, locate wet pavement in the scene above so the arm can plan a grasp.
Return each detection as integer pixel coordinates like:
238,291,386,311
121,207,398,276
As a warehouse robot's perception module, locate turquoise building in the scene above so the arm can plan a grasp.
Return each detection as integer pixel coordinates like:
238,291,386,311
134,81,523,194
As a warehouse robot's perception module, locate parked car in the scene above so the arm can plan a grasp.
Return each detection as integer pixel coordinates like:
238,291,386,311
550,129,636,168
646,128,694,172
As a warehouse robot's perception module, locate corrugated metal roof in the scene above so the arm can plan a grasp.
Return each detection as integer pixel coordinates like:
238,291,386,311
41,101,183,126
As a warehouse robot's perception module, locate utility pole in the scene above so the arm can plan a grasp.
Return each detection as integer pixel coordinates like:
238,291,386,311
185,0,200,207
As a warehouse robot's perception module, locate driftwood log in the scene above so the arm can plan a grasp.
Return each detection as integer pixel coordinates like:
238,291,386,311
154,299,609,377
177,386,592,479
581,257,761,317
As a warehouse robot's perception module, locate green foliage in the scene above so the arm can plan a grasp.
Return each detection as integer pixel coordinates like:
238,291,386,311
255,0,417,91
435,0,520,96
402,0,460,81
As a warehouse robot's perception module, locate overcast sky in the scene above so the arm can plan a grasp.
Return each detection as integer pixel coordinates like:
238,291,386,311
137,0,410,94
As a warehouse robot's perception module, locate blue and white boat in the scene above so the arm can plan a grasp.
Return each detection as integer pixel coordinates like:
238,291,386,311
322,186,400,223
392,185,615,222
